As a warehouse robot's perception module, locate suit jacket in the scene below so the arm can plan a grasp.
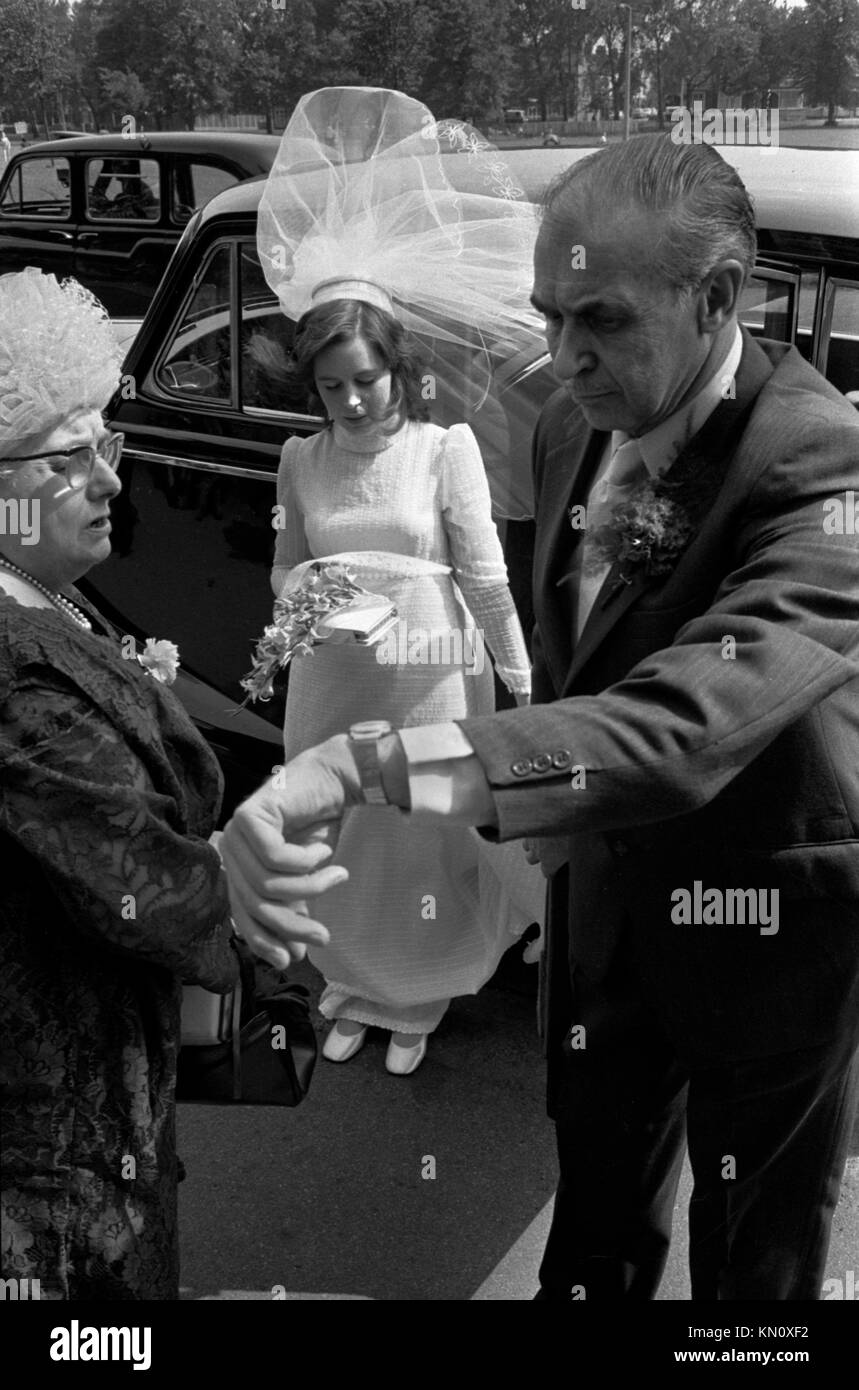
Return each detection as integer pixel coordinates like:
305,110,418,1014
461,331,859,1073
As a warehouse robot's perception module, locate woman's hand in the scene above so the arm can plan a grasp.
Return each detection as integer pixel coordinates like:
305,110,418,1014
220,735,363,970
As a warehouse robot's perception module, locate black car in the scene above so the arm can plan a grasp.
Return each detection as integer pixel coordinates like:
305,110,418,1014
0,131,280,315
83,145,859,817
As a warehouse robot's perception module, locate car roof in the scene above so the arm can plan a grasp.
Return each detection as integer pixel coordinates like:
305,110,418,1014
22,131,281,163
196,143,859,244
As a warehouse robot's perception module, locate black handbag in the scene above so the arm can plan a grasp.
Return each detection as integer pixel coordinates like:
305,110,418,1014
177,941,317,1106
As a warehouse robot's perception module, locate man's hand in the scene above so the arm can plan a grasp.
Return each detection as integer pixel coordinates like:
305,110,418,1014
522,835,569,879
220,734,363,970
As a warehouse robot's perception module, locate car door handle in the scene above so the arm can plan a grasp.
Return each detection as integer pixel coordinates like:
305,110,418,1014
77,231,99,243
48,229,74,241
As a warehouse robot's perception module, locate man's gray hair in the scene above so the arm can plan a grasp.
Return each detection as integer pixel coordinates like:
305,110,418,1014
541,134,757,293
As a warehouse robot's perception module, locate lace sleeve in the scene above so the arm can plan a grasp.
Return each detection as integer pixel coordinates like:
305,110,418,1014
440,423,531,695
272,435,313,598
0,666,238,991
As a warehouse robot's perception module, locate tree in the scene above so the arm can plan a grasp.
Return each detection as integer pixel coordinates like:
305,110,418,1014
230,0,318,132
737,0,796,105
88,0,240,129
336,0,434,93
152,0,240,128
99,68,151,128
91,0,171,127
0,0,74,136
588,1,637,120
636,0,680,124
418,0,514,123
792,0,859,124
506,0,558,120
69,0,111,129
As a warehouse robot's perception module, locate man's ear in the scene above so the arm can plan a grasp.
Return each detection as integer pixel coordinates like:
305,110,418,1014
698,260,745,330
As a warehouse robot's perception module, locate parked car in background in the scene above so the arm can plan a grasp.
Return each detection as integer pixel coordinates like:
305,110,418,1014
81,145,859,817
0,131,280,314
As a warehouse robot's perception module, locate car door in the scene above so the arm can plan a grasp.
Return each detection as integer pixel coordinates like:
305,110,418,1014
0,150,76,278
72,154,175,315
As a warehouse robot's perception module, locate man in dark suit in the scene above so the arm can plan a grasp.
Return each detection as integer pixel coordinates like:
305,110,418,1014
222,136,859,1300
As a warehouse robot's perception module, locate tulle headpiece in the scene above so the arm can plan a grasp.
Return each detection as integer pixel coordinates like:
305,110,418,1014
0,268,123,458
257,87,546,518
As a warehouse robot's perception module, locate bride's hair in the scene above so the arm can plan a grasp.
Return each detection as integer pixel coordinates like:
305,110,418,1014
290,299,431,428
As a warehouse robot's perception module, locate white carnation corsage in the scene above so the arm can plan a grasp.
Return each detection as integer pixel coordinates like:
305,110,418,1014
137,638,180,685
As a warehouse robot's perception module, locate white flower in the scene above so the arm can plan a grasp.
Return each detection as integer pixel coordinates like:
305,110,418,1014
137,638,180,685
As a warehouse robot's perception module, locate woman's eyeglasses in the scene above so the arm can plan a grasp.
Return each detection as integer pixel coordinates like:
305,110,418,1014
1,432,124,489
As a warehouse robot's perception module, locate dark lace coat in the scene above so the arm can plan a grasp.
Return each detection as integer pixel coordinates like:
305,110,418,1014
0,592,238,1300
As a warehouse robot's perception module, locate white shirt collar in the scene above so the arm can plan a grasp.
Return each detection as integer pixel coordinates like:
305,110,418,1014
611,324,744,478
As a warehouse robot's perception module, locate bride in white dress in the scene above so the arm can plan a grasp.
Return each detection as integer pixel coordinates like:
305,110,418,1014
258,86,547,1074
272,297,533,1073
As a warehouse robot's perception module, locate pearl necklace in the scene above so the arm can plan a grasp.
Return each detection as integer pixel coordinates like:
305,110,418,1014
0,556,93,631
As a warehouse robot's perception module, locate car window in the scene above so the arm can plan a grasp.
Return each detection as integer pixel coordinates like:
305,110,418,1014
156,243,233,400
738,271,797,343
86,157,160,221
173,162,241,222
240,244,318,415
820,279,859,404
0,156,71,217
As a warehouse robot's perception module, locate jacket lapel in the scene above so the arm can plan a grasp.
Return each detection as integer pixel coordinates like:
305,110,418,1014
559,329,777,694
533,420,608,691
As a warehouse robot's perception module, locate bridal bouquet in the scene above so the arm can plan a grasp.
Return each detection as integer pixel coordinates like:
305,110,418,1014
239,562,397,704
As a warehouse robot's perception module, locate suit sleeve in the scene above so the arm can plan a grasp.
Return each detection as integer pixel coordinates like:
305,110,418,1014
459,400,859,841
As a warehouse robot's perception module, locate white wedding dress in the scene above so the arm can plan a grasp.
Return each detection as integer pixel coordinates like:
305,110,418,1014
272,417,545,1033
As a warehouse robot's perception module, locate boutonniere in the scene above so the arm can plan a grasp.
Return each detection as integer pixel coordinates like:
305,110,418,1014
581,452,713,585
137,638,180,685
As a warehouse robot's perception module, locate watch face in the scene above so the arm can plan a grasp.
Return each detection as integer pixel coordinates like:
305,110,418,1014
351,720,393,740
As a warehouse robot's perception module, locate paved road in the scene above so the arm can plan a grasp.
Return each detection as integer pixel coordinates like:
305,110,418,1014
177,947,858,1301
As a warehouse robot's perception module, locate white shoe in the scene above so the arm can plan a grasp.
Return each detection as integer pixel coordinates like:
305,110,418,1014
385,1033,427,1075
322,1020,367,1063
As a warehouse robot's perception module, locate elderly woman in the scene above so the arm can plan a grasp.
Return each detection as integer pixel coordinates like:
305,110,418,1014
0,268,238,1300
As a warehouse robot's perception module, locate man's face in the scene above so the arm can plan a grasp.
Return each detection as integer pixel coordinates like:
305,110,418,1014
532,202,714,436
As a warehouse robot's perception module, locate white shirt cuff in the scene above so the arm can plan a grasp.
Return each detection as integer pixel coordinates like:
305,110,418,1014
398,723,496,823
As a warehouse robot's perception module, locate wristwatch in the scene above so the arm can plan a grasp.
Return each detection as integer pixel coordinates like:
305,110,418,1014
348,720,394,804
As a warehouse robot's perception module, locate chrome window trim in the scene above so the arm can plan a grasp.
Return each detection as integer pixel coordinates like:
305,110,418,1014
150,239,237,408
807,266,827,369
243,405,324,426
816,274,859,381
147,236,317,422
739,265,800,343
121,446,276,483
